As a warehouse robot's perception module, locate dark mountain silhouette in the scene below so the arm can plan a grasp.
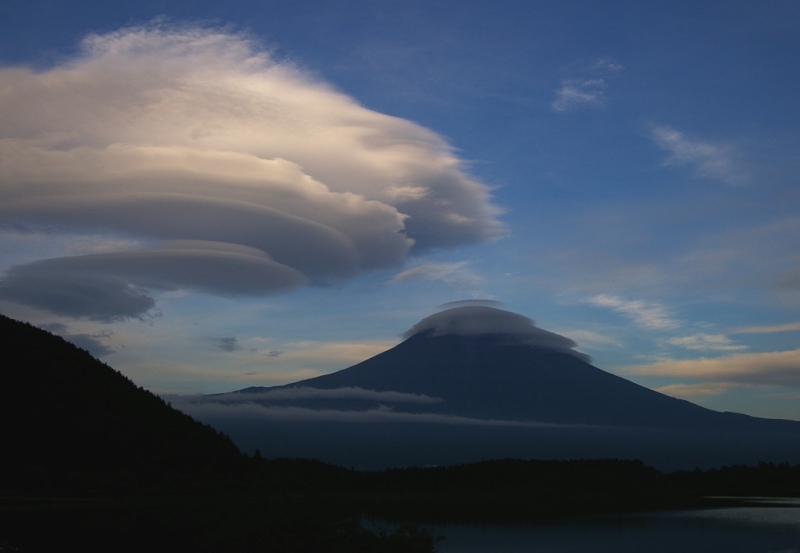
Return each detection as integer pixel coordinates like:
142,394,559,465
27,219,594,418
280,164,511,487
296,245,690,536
263,331,790,430
196,306,800,469
0,312,241,492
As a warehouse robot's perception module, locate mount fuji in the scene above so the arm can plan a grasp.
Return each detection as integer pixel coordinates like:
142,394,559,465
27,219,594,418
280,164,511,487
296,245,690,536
180,304,800,469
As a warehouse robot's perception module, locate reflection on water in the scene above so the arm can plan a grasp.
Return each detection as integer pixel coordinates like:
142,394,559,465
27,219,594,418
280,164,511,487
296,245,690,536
431,499,800,553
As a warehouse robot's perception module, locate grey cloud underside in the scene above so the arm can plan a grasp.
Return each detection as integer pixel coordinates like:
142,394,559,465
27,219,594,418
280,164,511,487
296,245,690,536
1,192,391,279
0,26,504,320
215,337,239,353
0,272,155,322
0,241,306,321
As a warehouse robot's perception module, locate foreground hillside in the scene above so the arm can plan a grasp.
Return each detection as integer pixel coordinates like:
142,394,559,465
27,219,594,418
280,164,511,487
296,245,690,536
0,313,242,492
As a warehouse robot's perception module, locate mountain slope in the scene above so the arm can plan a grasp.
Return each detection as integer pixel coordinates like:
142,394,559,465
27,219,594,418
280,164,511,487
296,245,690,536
199,305,800,469
0,313,242,491
246,330,793,432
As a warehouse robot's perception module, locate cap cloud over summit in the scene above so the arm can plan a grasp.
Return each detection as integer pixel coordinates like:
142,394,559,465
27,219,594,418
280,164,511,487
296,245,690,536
403,304,589,361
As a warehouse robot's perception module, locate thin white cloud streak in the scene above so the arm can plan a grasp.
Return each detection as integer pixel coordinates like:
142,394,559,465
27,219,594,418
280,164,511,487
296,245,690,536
666,334,747,352
734,322,800,334
172,398,590,427
586,294,679,330
623,348,800,388
392,261,483,286
202,387,442,404
0,24,503,321
651,124,747,185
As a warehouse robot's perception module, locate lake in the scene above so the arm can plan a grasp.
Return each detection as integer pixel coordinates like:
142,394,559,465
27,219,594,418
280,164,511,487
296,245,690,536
423,498,800,552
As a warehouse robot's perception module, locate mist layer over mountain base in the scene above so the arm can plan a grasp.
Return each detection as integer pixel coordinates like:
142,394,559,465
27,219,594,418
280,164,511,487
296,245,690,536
195,417,800,471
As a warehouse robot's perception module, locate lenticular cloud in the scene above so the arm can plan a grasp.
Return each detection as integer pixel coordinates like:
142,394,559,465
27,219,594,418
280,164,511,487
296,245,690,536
0,25,503,320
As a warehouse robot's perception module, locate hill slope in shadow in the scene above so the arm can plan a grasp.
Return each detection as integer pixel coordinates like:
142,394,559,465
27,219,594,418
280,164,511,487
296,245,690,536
0,313,241,492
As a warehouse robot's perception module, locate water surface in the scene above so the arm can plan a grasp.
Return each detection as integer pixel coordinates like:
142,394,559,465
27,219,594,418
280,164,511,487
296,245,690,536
430,499,800,552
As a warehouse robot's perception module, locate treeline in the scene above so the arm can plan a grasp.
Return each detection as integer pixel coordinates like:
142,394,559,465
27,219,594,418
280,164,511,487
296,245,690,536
669,461,800,498
250,457,800,525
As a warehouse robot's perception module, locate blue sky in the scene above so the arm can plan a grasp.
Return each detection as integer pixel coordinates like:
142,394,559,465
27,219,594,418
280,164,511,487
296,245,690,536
1,0,799,420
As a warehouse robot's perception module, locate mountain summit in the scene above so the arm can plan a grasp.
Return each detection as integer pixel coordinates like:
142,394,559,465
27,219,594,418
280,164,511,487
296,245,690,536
186,304,800,469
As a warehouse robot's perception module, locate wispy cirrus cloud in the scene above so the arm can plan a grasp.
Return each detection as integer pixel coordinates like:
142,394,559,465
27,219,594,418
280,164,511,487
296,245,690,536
552,79,608,112
551,57,623,112
650,124,747,185
586,294,679,330
666,333,747,352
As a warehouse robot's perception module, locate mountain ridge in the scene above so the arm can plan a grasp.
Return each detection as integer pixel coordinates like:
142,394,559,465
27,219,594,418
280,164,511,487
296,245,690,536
195,306,800,469
239,330,799,432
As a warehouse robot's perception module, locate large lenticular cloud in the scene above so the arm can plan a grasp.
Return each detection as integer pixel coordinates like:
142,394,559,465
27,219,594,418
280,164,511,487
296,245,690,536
0,24,503,320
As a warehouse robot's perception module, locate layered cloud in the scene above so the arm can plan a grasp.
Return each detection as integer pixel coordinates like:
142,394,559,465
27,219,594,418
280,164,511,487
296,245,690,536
0,241,305,321
0,24,503,320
